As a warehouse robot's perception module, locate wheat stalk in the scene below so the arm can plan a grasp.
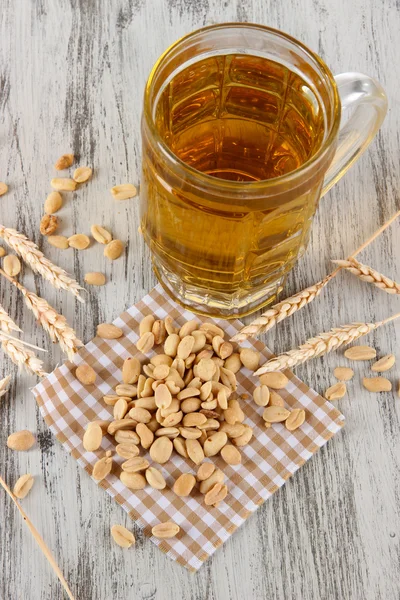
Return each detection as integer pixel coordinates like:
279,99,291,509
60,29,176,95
0,331,47,352
0,475,75,600
333,258,400,295
0,303,21,333
0,374,11,398
254,312,400,375
231,209,400,343
231,272,336,342
0,225,84,302
0,270,82,360
0,334,47,377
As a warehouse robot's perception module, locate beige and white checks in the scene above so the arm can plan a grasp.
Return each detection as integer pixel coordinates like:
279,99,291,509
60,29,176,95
32,284,344,571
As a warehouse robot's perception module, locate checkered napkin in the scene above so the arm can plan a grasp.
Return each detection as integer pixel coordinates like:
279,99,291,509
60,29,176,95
32,284,344,571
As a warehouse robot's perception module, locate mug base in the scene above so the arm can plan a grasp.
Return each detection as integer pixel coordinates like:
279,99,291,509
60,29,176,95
152,259,287,320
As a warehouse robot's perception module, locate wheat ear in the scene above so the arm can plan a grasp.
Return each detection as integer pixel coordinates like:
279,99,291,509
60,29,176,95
232,208,400,342
0,303,21,333
0,270,82,360
255,312,400,375
0,225,84,302
231,272,336,342
0,374,11,398
333,258,400,295
0,475,76,600
0,334,47,377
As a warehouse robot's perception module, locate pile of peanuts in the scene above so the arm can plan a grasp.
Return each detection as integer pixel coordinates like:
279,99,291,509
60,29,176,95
78,314,306,510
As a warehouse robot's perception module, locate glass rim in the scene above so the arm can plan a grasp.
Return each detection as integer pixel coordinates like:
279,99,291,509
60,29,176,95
143,22,341,192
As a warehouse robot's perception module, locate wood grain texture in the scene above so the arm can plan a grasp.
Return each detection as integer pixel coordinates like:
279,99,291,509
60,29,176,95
0,1,399,598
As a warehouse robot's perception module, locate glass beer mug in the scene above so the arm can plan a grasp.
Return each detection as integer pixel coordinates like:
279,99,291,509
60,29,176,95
140,23,387,318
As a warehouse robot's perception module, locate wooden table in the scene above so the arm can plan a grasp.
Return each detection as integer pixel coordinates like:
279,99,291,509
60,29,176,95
1,1,399,599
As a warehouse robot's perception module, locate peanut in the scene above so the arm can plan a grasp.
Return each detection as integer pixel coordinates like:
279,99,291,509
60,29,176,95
44,191,63,214
3,255,21,277
40,214,59,236
110,184,137,200
173,473,196,497
285,408,306,432
104,239,124,260
91,224,112,244
97,323,123,339
111,524,135,548
68,234,90,249
75,363,96,385
54,154,74,170
151,522,180,539
7,430,35,451
51,178,77,191
73,166,92,183
84,272,106,286
48,235,69,249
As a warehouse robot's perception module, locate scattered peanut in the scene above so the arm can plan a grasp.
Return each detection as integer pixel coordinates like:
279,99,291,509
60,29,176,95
136,332,155,353
204,482,228,506
262,406,290,423
253,384,270,407
111,524,135,548
51,178,77,192
73,166,92,183
333,367,354,381
110,184,137,201
13,474,34,499
116,443,140,459
92,452,113,480
145,467,166,490
239,348,260,371
83,423,103,452
259,372,289,389
371,354,396,372
344,345,377,360
7,430,35,451
3,254,21,277
120,471,146,490
48,235,69,249
68,234,90,250
75,363,96,385
149,437,173,464
54,154,74,170
196,463,215,481
104,239,124,260
44,191,63,214
220,444,241,465
122,357,141,384
269,390,285,407
173,473,196,497
324,382,347,400
84,272,106,286
285,408,306,432
362,377,392,392
97,323,123,339
151,522,180,539
40,214,59,236
91,224,112,244
0,182,8,196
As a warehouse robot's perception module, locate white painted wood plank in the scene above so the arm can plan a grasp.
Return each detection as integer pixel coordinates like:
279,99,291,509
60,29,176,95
0,1,399,599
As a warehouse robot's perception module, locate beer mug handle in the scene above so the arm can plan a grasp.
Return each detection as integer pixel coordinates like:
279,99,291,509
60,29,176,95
321,72,387,197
